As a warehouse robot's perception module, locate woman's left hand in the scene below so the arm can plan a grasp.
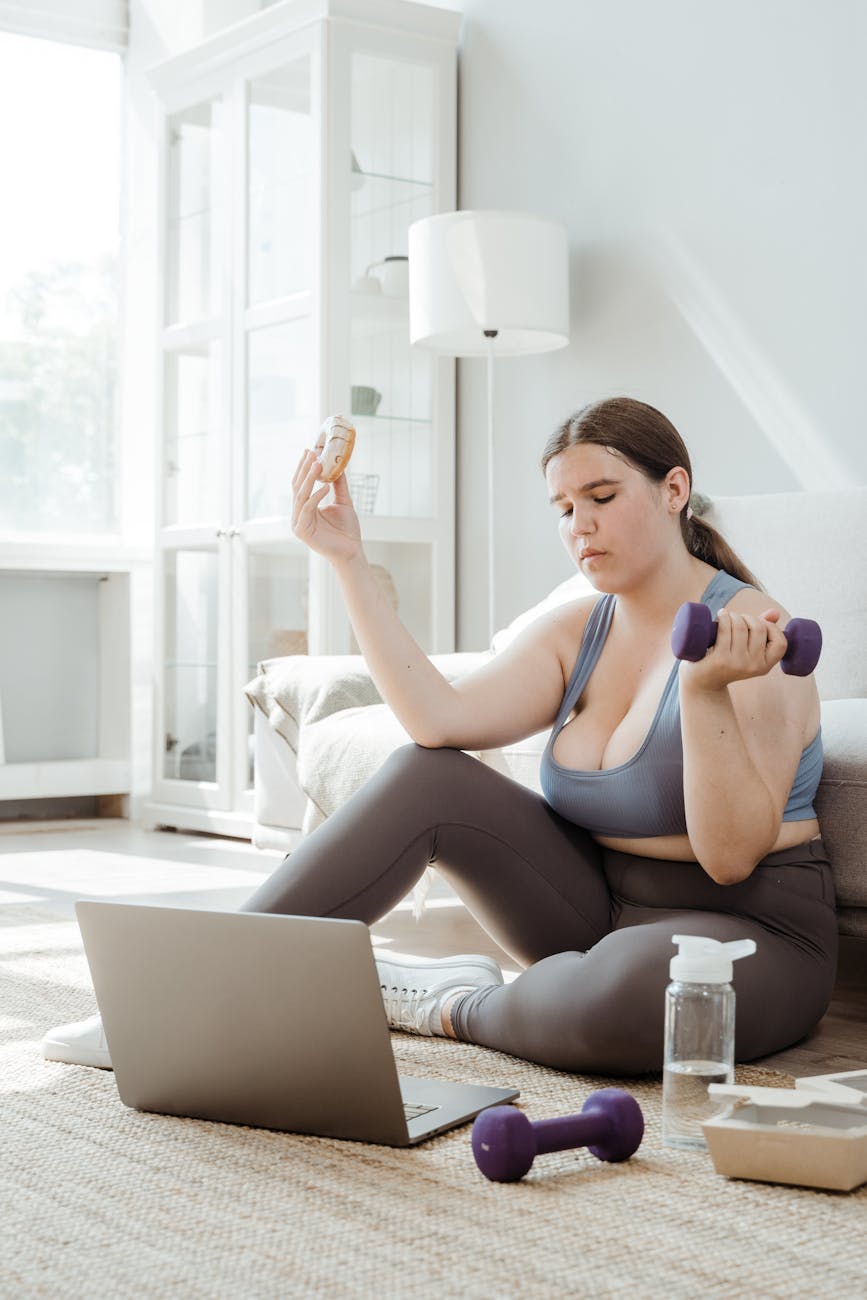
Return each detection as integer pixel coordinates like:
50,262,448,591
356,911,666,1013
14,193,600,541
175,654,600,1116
679,607,789,691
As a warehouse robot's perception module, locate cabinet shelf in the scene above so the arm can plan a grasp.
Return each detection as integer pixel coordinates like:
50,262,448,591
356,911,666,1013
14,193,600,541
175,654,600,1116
0,565,138,807
350,292,408,336
351,169,432,219
159,525,222,549
350,413,432,427
162,321,221,354
244,291,313,331
360,516,439,543
168,204,214,224
0,759,130,800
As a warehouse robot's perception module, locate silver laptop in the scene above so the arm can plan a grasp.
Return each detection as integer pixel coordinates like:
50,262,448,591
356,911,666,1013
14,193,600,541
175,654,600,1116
75,901,519,1146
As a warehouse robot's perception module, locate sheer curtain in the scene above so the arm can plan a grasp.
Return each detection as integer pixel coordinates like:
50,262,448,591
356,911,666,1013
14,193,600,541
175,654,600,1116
0,19,124,534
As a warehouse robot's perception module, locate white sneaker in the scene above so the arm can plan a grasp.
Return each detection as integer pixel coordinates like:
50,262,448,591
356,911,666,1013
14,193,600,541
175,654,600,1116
41,1014,112,1070
374,952,503,1036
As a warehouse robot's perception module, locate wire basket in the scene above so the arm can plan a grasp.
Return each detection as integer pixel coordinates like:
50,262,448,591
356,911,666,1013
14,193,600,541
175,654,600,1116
347,472,380,515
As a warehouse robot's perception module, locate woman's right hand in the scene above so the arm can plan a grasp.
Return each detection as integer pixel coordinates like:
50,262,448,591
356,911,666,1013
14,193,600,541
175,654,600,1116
291,448,362,565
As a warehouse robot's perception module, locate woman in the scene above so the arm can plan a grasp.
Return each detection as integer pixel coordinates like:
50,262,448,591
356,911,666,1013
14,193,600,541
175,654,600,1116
45,398,836,1075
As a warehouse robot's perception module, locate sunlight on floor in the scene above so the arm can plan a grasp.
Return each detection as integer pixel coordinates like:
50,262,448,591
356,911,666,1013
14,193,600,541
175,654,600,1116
0,831,271,921
0,848,266,895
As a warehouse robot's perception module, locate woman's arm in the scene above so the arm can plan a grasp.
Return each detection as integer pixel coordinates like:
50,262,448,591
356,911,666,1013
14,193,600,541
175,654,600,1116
292,449,585,750
679,592,818,884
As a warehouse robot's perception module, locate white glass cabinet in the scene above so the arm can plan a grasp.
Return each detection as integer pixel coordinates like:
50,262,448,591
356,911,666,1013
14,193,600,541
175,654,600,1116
147,0,458,834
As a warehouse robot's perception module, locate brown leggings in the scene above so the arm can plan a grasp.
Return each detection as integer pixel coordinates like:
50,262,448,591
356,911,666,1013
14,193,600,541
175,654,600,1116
242,745,838,1075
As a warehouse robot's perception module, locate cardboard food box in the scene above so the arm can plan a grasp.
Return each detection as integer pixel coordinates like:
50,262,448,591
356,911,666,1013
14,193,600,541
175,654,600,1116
701,1084,867,1191
794,1067,867,1106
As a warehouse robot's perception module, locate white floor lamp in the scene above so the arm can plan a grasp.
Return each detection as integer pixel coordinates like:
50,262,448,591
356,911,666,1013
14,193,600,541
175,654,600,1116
408,210,570,640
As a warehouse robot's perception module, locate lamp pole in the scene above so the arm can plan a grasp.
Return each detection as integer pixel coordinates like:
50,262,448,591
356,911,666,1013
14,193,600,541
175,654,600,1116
484,329,497,642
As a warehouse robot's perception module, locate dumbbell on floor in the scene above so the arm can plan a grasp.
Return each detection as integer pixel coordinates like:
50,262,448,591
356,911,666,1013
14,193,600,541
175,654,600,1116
471,1088,644,1183
671,602,822,677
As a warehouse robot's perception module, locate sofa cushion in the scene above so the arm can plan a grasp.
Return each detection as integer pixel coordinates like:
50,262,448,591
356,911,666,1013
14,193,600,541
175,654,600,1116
814,699,867,922
245,651,489,836
246,651,488,751
479,731,547,792
298,703,412,828
245,654,383,753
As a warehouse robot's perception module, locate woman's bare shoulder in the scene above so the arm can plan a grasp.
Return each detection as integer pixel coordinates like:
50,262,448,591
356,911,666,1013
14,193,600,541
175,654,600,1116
496,591,598,658
726,584,792,622
531,591,599,634
724,584,820,733
516,592,600,681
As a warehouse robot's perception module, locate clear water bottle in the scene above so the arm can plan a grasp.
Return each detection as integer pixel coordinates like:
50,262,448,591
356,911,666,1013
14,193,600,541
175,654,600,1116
661,934,757,1150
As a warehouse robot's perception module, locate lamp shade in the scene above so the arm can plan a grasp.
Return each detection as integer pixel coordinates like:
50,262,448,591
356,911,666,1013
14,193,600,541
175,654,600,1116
408,210,570,357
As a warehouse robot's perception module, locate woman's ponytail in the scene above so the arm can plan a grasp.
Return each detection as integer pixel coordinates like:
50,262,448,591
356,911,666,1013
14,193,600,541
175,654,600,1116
682,503,761,589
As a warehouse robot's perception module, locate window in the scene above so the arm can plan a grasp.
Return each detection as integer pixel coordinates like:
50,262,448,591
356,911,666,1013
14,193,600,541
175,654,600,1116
0,32,122,534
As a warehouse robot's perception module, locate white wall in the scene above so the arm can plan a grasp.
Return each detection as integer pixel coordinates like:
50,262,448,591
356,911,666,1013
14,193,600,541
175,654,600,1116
455,0,866,646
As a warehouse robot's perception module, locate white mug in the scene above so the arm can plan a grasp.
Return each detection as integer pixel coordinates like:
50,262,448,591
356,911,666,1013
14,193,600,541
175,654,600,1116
367,255,409,297
352,274,382,295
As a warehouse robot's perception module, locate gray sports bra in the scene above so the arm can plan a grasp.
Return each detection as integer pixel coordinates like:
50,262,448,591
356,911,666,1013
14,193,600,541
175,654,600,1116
539,570,822,838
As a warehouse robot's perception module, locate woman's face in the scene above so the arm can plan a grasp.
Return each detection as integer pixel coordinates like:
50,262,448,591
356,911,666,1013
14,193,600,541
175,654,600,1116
545,442,681,592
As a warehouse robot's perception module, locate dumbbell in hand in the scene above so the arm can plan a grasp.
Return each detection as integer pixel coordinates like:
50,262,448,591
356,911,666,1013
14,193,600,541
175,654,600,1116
471,1088,644,1183
671,602,822,677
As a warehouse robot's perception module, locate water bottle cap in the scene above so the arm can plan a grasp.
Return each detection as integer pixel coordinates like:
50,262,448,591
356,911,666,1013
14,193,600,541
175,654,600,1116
669,934,757,983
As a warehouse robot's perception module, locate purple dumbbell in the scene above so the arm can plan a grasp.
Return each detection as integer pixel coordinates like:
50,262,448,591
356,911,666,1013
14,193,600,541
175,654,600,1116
471,1089,644,1183
671,601,822,677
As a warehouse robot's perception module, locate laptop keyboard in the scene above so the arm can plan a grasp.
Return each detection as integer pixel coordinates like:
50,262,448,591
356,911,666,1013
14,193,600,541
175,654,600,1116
403,1102,439,1121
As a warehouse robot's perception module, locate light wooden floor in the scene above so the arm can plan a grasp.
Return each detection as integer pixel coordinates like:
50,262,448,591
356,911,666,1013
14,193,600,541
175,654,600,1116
2,819,864,1077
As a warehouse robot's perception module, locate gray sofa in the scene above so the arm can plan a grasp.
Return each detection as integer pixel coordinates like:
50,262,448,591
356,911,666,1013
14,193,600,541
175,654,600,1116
246,488,867,938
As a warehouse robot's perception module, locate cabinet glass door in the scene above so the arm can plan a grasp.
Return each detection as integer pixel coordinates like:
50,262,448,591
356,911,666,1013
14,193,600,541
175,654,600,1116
150,5,456,831
358,540,432,650
348,52,436,520
244,55,316,525
246,317,314,521
163,342,222,527
248,58,314,304
163,549,219,785
166,100,225,325
237,543,309,795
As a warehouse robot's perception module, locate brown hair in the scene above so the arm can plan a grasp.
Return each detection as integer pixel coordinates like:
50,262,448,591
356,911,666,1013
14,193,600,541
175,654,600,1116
541,397,761,588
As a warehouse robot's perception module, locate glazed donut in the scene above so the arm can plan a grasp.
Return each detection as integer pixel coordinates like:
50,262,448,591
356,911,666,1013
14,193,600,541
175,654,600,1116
315,415,356,483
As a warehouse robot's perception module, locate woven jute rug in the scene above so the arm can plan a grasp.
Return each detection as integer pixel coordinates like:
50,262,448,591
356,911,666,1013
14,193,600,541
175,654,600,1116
3,904,866,1299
